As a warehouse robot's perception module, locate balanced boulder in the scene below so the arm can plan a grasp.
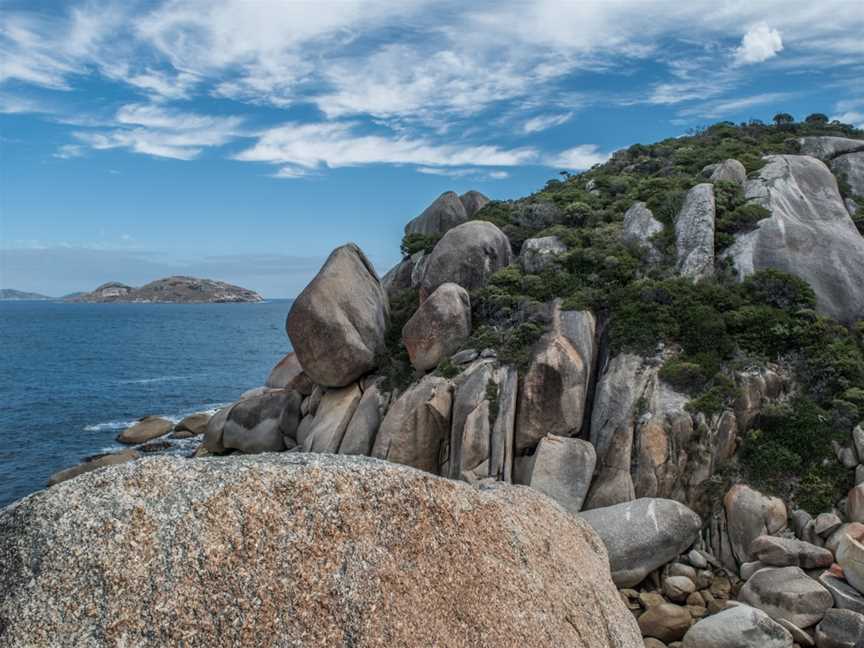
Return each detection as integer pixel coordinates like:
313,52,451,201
675,183,715,280
725,155,864,323
682,604,793,648
116,416,173,444
515,435,596,514
419,221,512,299
287,243,389,387
0,454,643,648
404,191,469,237
739,566,833,628
402,282,471,372
580,497,702,588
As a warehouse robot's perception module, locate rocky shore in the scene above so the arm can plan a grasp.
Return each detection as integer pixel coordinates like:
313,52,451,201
3,128,864,647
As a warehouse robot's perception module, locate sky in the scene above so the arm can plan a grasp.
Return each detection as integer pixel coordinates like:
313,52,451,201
1,1,863,298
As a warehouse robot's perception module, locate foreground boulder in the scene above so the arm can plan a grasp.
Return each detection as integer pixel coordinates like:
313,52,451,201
404,191,469,237
402,282,471,372
0,454,642,648
116,416,173,444
726,155,864,323
580,497,702,587
287,244,390,387
420,221,512,299
682,604,793,647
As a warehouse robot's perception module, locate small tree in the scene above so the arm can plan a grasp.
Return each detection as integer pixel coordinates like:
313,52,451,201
773,113,795,128
805,113,829,125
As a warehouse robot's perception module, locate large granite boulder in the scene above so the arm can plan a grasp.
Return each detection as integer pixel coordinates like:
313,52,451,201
514,435,596,513
833,152,864,197
797,136,864,161
515,305,595,453
580,497,702,588
0,454,643,648
682,605,793,648
459,190,490,218
371,374,452,474
404,191,469,237
338,378,390,456
724,484,787,565
264,351,314,394
116,416,173,444
295,384,362,453
519,236,567,274
287,243,390,387
622,201,663,262
419,221,512,299
725,155,864,323
402,282,471,372
47,449,141,486
739,566,833,628
446,360,517,483
675,183,715,280
708,158,748,186
220,389,301,454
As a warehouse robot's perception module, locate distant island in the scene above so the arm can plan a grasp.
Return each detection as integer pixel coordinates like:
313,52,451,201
0,289,53,301
64,276,264,303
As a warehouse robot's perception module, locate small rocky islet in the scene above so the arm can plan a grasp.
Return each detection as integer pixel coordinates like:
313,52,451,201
3,120,864,647
63,275,263,303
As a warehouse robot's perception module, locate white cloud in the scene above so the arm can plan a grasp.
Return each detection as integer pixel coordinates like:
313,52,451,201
678,92,797,118
832,111,864,129
734,24,783,65
416,167,510,180
547,144,609,170
53,144,86,159
522,112,573,134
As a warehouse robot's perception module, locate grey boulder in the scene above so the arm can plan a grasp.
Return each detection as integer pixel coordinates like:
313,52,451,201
338,378,390,456
287,243,390,387
622,201,663,261
514,435,596,514
725,155,864,324
819,573,864,615
750,535,833,569
580,497,702,588
815,608,864,648
798,136,864,161
682,604,793,648
833,152,864,198
676,183,716,280
116,416,173,444
739,566,833,628
419,221,512,298
404,191,469,237
519,236,567,274
222,389,301,454
709,159,748,186
402,282,471,372
296,383,362,453
724,484,787,565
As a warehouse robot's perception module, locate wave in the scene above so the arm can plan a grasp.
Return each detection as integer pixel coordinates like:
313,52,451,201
83,402,230,433
118,375,196,385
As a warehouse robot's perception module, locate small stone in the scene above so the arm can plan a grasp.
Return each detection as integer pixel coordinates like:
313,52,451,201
815,513,843,538
686,592,704,608
640,591,667,608
638,603,692,643
688,550,708,570
664,576,697,603
668,563,697,581
450,349,478,365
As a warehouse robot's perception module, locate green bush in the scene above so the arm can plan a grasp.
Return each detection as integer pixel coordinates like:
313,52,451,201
400,233,439,256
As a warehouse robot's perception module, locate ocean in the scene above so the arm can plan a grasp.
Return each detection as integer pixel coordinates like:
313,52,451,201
0,299,293,507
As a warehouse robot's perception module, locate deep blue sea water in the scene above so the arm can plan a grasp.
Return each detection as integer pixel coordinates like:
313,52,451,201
0,300,293,507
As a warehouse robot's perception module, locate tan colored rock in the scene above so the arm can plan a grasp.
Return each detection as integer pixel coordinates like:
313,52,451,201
338,379,390,456
47,449,141,486
639,603,692,642
116,416,173,444
296,384,362,453
0,454,643,648
724,484,787,565
265,351,314,395
402,282,471,372
837,526,864,596
172,413,210,438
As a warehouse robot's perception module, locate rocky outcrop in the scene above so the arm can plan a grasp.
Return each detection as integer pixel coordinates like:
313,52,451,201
446,360,517,483
265,352,314,394
515,305,595,454
371,374,453,474
622,202,663,261
402,283,471,372
519,236,567,273
0,454,643,648
47,449,141,486
419,221,512,299
682,605,793,647
287,243,389,387
116,416,173,444
726,155,864,323
65,276,263,303
833,151,864,197
675,183,715,280
707,159,747,186
222,389,301,453
798,136,864,161
459,190,490,218
404,191,469,237
514,435,595,513
580,497,702,588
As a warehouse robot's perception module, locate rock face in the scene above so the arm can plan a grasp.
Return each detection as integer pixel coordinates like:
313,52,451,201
739,566,833,628
833,152,864,197
515,435,595,513
65,276,263,303
580,498,702,588
515,305,595,454
371,375,452,474
682,605,793,648
675,183,716,280
404,191,469,237
622,202,663,261
402,283,471,372
798,136,864,161
0,454,643,648
116,416,173,444
287,243,390,387
47,449,141,486
709,159,748,186
459,190,490,218
726,155,864,323
724,484,787,566
419,221,512,299
519,236,567,273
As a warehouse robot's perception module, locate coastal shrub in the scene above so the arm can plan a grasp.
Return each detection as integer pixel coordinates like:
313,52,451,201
376,289,418,391
400,233,439,256
658,358,711,393
741,269,816,312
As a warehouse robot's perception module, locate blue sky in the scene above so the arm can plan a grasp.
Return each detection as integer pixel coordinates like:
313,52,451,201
1,0,863,297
